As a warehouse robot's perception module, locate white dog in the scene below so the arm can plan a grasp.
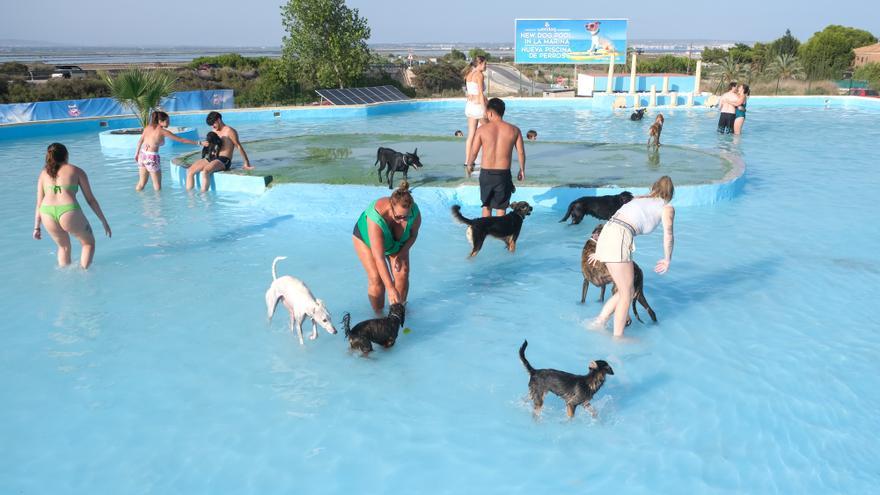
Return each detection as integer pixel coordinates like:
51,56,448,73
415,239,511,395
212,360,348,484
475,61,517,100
265,256,337,345
586,22,615,54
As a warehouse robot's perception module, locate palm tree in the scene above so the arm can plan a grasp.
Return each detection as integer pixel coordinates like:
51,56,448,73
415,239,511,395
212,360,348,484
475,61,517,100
712,56,745,93
102,67,177,128
767,54,805,95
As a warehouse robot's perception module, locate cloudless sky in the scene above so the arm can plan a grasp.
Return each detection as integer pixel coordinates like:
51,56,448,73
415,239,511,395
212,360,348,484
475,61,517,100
2,0,878,46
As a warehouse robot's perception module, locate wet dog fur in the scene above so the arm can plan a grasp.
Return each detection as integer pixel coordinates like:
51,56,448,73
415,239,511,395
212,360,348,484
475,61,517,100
559,191,633,225
580,224,658,324
375,147,423,189
265,256,337,345
451,201,533,257
630,108,645,121
201,131,223,161
647,113,664,150
341,303,405,355
519,340,614,418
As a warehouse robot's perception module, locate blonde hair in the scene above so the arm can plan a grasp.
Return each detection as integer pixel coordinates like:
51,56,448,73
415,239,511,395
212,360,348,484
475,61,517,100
649,175,674,202
390,180,413,209
462,55,486,77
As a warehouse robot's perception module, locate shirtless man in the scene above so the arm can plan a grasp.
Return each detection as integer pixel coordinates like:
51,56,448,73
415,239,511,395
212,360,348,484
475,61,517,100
186,111,253,191
717,82,744,134
466,98,526,217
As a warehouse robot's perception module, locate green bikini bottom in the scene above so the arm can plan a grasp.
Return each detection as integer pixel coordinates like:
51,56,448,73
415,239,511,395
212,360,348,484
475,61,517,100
40,203,81,223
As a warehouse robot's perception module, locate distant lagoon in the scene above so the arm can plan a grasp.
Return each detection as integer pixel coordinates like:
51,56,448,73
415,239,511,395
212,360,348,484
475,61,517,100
0,40,741,65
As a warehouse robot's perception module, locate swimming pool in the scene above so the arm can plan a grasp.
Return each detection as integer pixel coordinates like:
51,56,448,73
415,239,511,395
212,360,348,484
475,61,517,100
1,98,879,493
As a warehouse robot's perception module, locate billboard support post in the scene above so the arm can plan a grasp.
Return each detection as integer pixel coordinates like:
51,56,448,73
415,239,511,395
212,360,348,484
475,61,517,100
606,59,615,94
629,50,637,94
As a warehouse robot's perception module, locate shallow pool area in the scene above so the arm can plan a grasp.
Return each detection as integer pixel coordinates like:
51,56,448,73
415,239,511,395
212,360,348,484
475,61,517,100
178,133,732,188
1,99,879,493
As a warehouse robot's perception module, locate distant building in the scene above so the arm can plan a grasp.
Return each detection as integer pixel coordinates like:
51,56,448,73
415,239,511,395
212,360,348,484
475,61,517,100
853,43,880,67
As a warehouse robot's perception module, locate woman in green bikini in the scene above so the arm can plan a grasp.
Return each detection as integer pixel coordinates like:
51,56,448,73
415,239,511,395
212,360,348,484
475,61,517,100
33,143,111,269
352,180,421,314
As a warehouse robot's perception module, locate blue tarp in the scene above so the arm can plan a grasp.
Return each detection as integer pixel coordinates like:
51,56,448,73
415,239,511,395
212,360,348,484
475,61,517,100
0,90,234,124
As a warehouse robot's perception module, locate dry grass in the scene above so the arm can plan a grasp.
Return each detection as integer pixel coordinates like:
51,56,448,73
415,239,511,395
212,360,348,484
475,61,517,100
701,78,840,96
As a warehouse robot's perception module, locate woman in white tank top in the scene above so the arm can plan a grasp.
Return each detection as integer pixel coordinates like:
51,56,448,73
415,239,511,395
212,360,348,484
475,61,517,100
590,176,676,337
463,56,487,170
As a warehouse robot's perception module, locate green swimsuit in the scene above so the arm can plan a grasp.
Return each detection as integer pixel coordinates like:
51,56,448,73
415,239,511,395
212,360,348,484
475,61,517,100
40,184,81,222
355,200,420,256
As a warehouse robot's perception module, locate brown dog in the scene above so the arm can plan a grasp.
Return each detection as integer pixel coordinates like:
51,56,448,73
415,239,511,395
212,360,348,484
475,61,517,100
580,224,657,324
647,113,664,150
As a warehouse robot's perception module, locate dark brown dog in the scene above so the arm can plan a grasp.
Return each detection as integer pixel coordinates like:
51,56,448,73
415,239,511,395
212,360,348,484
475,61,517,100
647,113,664,150
580,224,657,324
519,340,614,418
451,201,533,257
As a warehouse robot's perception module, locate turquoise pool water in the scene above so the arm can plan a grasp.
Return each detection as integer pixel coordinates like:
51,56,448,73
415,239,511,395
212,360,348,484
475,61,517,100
1,100,879,493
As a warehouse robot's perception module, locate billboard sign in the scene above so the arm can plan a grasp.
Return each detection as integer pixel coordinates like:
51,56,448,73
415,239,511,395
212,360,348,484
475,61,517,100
515,19,628,64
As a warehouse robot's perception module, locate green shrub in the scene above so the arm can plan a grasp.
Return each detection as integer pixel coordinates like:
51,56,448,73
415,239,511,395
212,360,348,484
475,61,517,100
854,62,880,90
0,62,30,77
189,53,268,70
413,61,465,93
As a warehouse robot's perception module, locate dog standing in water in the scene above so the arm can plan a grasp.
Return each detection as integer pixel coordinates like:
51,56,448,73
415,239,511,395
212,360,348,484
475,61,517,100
341,303,406,356
375,147,423,189
581,224,657,324
647,114,664,150
265,256,337,345
519,340,614,418
451,201,533,257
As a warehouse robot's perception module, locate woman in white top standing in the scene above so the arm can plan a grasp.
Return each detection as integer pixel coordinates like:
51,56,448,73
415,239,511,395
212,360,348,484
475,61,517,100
463,56,488,171
590,176,676,337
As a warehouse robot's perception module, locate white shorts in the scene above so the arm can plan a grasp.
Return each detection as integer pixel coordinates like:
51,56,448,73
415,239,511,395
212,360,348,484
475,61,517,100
465,101,485,119
595,220,636,263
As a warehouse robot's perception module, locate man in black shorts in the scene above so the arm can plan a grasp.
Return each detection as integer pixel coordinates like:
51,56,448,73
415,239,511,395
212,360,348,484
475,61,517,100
717,82,741,134
186,111,253,192
466,98,526,217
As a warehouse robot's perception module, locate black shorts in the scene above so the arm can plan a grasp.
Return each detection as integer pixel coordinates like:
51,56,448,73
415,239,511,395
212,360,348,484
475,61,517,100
217,156,232,170
480,169,515,210
717,112,736,134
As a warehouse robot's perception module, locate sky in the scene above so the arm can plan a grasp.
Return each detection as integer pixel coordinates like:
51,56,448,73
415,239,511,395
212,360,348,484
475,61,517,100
2,0,878,46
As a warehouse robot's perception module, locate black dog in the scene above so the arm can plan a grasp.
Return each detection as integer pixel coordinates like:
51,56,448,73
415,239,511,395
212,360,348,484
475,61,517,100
630,108,645,121
201,131,223,161
559,191,633,225
375,147,423,189
519,340,614,418
451,201,533,257
341,303,405,355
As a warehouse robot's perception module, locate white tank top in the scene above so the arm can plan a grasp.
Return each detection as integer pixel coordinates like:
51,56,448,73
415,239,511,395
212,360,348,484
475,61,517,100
615,197,666,235
466,81,481,96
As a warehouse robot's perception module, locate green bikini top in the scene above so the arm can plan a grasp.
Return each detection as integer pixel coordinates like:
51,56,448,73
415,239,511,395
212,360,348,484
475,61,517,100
357,200,420,256
44,184,79,194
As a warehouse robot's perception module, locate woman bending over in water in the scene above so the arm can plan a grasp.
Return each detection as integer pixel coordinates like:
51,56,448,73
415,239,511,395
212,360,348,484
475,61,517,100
34,143,111,269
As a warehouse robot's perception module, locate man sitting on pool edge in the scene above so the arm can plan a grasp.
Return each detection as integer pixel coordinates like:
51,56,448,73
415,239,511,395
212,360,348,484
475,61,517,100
186,111,253,192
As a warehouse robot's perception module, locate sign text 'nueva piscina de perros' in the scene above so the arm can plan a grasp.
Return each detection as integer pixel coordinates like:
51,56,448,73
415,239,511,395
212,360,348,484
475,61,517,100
514,19,628,65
